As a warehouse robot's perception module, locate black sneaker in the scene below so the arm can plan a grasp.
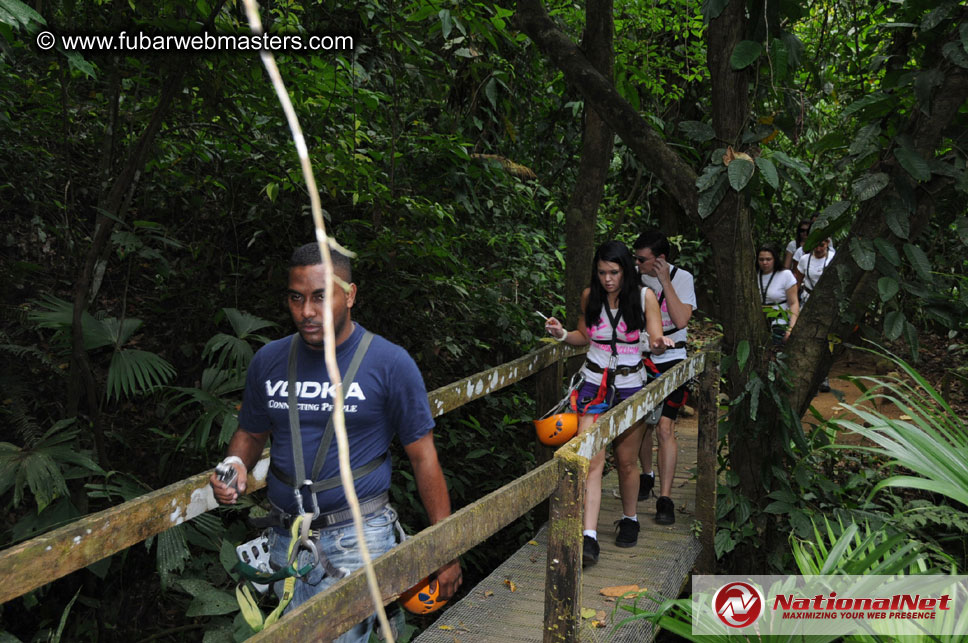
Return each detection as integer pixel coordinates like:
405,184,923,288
614,518,640,548
819,378,831,393
582,535,600,567
656,496,675,525
638,473,655,501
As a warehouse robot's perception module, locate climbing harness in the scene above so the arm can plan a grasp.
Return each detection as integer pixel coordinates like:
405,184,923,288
236,513,319,631
234,330,386,628
570,306,641,416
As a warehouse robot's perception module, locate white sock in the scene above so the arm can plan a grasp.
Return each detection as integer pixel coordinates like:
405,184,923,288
623,514,638,522
643,471,654,478
583,529,598,540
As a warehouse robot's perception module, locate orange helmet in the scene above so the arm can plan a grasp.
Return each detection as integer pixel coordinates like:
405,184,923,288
533,412,578,446
401,576,447,614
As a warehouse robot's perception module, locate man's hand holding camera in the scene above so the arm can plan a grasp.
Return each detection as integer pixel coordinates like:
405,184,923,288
210,455,247,504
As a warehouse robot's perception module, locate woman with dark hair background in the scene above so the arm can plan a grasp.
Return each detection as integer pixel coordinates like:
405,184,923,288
543,240,667,566
756,244,799,344
783,219,812,270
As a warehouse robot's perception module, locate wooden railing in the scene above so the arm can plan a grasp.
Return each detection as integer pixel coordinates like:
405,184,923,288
0,339,721,643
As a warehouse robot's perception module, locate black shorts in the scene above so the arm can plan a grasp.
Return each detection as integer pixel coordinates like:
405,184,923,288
653,358,689,421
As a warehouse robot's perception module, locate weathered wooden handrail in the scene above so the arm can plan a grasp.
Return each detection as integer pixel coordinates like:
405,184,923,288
0,339,721,643
0,340,584,604
543,345,721,640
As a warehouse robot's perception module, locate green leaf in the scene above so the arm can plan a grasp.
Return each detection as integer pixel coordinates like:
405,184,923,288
851,173,890,201
903,243,932,283
818,200,850,224
885,202,910,239
736,340,750,372
842,93,894,120
107,349,176,401
727,159,755,191
697,172,728,219
484,78,497,109
877,277,899,302
943,42,968,69
702,0,729,23
921,3,953,31
764,500,794,514
849,238,875,271
63,51,97,79
812,131,847,155
439,9,452,39
874,238,900,267
848,124,880,156
265,182,278,202
695,164,725,191
884,310,905,341
755,157,779,189
181,581,238,617
902,321,920,361
770,151,809,177
893,147,931,182
955,216,968,247
730,40,763,70
678,120,715,142
0,0,46,26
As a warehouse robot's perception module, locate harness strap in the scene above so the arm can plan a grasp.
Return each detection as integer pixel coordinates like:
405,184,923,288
286,331,376,509
582,359,643,376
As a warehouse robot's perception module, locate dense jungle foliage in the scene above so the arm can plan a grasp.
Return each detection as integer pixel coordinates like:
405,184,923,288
1,0,967,640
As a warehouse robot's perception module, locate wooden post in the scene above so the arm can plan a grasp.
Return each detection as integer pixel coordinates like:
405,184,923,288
695,349,721,574
534,346,565,466
543,452,586,643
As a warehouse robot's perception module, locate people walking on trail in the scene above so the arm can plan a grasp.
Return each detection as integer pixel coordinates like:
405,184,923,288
210,243,461,642
543,240,667,566
795,237,835,306
756,244,799,345
631,230,697,526
783,219,812,270
795,237,835,392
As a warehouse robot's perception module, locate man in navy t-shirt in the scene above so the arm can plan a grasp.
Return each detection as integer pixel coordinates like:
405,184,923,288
210,243,461,641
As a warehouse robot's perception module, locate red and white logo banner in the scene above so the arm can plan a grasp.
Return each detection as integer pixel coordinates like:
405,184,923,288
692,575,968,636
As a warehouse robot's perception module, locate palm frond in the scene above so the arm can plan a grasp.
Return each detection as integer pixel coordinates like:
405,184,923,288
27,294,114,350
223,307,277,340
106,349,176,400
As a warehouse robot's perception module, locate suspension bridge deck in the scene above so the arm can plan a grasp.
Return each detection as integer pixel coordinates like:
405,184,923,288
414,413,700,642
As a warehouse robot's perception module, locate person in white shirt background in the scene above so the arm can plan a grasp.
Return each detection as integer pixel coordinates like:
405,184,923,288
756,244,799,344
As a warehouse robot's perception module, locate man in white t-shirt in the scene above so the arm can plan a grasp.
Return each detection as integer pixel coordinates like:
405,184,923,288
631,231,697,525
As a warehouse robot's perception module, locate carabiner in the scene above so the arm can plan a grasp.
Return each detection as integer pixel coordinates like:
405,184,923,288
292,480,321,520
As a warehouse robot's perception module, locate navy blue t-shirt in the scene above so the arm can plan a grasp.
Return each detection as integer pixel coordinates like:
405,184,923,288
239,323,434,514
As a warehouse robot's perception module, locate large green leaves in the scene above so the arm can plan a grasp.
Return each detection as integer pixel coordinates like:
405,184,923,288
730,40,763,69
0,420,102,512
834,351,968,508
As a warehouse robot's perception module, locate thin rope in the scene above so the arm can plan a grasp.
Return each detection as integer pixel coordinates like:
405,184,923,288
240,2,393,641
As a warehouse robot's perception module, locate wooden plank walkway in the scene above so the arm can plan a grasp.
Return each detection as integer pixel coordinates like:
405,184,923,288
415,413,700,642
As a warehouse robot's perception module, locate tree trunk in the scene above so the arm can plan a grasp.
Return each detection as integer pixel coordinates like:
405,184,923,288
67,68,187,466
518,0,968,568
562,0,613,328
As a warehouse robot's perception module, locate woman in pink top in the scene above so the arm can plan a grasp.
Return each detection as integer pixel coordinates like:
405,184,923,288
544,240,666,565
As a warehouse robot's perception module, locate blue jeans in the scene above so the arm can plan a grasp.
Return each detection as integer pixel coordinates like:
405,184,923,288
268,504,400,643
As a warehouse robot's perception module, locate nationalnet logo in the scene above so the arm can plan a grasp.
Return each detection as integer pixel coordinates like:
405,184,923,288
712,581,765,628
693,575,968,637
